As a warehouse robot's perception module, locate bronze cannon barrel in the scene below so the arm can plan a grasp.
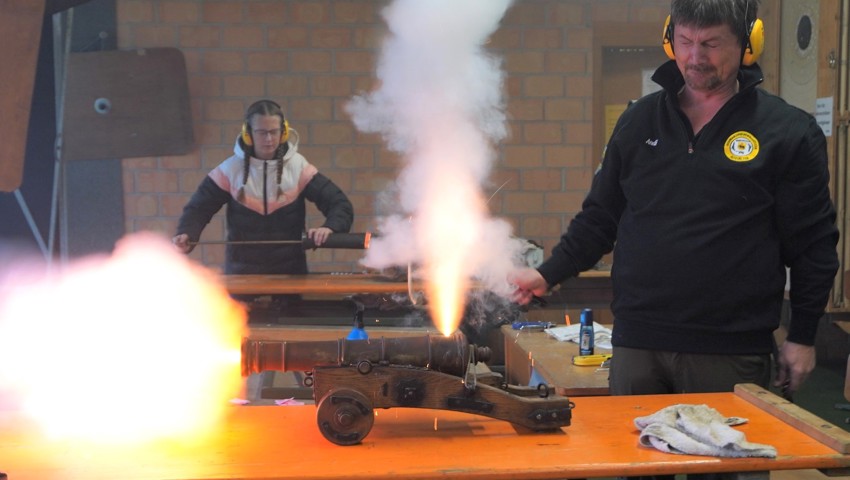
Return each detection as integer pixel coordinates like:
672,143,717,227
241,332,491,378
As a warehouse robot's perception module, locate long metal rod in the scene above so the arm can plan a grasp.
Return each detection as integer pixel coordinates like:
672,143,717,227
190,240,302,246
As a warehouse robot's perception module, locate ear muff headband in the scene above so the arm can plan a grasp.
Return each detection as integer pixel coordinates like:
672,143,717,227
662,15,764,66
241,101,290,146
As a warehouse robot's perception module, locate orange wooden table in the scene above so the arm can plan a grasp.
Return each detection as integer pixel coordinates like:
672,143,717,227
2,385,850,480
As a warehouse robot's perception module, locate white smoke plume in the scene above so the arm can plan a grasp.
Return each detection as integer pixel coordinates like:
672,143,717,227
347,0,522,304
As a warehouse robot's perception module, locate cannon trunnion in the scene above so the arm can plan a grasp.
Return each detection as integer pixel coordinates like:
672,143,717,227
242,333,574,445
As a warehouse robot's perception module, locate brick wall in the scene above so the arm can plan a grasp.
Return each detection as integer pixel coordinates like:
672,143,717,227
117,0,669,273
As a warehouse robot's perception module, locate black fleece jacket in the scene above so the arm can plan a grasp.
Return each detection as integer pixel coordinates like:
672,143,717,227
537,61,839,354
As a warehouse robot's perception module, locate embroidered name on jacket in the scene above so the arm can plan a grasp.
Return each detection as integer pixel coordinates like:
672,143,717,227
724,131,760,162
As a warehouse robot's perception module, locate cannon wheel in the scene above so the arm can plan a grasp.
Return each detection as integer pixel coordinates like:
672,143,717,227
316,388,374,446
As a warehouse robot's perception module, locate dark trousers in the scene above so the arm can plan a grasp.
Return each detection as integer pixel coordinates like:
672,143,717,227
609,346,772,480
608,346,772,395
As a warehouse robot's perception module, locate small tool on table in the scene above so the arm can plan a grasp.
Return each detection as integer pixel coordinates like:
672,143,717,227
511,321,554,331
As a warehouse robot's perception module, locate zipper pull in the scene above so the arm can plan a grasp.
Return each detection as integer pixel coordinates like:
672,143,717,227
688,142,694,154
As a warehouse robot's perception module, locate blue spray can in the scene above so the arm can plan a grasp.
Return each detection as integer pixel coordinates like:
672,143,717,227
579,308,594,356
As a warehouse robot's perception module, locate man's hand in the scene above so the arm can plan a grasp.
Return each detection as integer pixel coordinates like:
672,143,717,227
508,268,548,305
307,227,333,247
172,233,192,254
774,340,816,399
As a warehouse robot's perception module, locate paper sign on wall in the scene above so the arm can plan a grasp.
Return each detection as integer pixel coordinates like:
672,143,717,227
815,96,833,137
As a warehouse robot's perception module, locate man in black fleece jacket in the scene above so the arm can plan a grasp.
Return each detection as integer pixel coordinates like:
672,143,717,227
511,0,838,400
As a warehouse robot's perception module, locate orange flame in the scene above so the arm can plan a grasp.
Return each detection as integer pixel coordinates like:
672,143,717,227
0,232,247,444
419,169,486,336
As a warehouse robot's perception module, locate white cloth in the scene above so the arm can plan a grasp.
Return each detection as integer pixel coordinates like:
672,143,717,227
545,322,612,350
634,404,777,458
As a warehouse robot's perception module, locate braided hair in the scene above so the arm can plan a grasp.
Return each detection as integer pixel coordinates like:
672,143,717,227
237,100,290,201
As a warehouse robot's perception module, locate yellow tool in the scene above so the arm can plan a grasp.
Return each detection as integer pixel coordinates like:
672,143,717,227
572,354,612,366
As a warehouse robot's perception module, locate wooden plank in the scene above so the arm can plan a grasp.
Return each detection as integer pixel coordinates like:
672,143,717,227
2,391,849,479
502,324,610,396
0,0,45,192
735,383,850,454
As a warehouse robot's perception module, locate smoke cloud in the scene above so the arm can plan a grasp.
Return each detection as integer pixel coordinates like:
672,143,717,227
347,0,522,305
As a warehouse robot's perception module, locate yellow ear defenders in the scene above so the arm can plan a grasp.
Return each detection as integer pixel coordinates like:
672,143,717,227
241,115,291,146
662,14,764,66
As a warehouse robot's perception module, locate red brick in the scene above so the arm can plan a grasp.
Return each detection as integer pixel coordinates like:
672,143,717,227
565,167,593,191
222,26,264,48
490,28,521,49
290,51,332,73
544,145,587,169
376,148,403,169
300,146,333,169
202,51,244,72
502,192,544,214
564,122,592,145
118,1,154,23
591,4,629,22
553,4,586,26
524,76,564,97
523,28,563,49
335,51,375,73
507,98,543,121
290,98,333,121
122,156,158,170
125,194,158,216
200,146,234,169
159,1,200,23
310,123,354,145
523,122,563,144
311,27,352,48
179,25,221,48
188,74,223,97
180,50,202,72
135,170,179,193
353,170,395,193
311,76,353,97
205,99,245,121
503,145,544,168
133,218,179,235
544,191,588,214
522,168,563,191
202,2,243,23
565,75,593,97
334,146,375,169
565,28,593,50
266,75,309,97
545,51,588,73
161,152,201,170
352,26,384,49
223,75,265,97
520,215,565,241
246,51,289,73
505,51,545,74
545,98,586,121
503,2,546,25
487,169,520,194
268,26,310,48
353,131,383,147
131,25,177,47
161,193,193,216
290,2,330,24
333,1,380,24
244,3,287,24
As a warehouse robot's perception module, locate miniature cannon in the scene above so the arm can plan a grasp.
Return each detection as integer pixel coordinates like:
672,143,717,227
241,332,575,445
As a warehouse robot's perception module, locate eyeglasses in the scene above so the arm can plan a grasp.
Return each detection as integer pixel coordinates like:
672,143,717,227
253,129,282,139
